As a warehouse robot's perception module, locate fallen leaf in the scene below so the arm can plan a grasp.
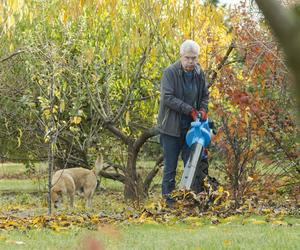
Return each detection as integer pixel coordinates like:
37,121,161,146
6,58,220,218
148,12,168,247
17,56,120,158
0,236,7,241
272,221,286,226
252,220,266,225
223,240,232,246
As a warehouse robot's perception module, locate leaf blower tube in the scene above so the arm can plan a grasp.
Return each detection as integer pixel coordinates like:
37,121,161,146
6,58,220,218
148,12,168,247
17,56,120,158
179,117,213,192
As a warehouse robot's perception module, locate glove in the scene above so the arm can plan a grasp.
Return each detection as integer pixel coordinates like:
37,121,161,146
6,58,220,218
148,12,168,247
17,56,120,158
190,108,198,121
198,109,207,121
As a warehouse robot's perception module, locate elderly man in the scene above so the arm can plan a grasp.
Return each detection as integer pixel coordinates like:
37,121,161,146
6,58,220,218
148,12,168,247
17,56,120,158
157,40,209,206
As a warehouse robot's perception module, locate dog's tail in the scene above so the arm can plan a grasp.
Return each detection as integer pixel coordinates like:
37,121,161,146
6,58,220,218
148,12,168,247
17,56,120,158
94,153,103,176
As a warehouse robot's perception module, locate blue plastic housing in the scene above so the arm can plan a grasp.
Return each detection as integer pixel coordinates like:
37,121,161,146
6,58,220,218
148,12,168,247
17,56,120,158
186,119,211,148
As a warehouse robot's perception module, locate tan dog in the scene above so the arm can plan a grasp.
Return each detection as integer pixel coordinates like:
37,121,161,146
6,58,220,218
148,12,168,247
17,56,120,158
51,154,103,208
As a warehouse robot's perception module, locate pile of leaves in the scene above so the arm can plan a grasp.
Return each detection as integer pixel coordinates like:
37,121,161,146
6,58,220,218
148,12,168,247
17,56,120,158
135,177,299,225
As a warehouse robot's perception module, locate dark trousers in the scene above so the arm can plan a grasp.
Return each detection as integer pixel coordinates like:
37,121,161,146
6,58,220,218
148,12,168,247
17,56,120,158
160,130,208,198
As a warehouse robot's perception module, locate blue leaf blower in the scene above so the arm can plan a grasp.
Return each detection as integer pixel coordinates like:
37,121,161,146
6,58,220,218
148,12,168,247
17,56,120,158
179,115,213,191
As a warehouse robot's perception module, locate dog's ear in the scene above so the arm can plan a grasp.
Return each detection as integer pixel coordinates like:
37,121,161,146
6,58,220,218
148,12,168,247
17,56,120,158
94,153,103,175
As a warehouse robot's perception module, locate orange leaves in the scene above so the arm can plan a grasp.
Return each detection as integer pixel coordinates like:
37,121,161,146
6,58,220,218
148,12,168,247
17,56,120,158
231,90,251,108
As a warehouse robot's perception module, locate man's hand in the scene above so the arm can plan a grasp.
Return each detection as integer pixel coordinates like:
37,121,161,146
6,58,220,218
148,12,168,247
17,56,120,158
190,108,198,121
198,109,207,121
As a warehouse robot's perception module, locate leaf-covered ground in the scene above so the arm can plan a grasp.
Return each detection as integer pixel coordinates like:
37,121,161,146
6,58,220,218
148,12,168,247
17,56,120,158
0,186,299,232
0,164,299,249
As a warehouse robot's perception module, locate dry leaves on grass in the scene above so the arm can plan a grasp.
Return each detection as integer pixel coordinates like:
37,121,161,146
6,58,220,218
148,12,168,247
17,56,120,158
0,213,124,231
133,178,299,226
0,178,298,231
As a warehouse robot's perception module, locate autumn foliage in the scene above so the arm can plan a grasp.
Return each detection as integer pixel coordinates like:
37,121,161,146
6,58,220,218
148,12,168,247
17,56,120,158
0,0,298,204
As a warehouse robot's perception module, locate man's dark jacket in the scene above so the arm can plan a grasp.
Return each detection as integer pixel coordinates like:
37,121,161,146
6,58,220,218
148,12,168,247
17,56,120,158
157,60,209,137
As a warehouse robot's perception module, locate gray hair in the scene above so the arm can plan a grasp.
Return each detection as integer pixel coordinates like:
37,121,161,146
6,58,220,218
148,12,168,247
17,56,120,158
180,40,200,55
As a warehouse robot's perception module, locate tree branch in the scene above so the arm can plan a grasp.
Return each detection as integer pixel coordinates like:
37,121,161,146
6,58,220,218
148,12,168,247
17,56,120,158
104,123,132,145
143,155,164,194
102,162,125,172
208,41,235,88
0,50,25,63
86,80,131,144
133,127,159,153
99,170,126,183
111,35,154,124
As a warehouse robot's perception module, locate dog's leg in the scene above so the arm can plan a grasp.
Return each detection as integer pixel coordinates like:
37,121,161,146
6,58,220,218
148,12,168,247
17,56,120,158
85,191,93,208
84,188,95,208
64,174,76,208
69,193,75,207
86,198,92,208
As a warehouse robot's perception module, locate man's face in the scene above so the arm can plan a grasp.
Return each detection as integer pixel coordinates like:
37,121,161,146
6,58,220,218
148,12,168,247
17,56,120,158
180,51,199,72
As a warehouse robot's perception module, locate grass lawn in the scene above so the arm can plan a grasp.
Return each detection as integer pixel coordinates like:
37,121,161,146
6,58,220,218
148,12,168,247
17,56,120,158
0,162,47,176
0,220,299,250
0,179,47,193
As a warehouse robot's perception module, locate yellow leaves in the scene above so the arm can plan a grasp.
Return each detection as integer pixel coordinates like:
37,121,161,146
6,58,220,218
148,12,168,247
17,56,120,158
223,240,232,246
6,14,15,30
17,128,22,148
138,210,151,222
0,1,3,15
70,126,80,133
271,220,286,226
143,217,158,225
144,201,162,211
49,222,64,232
247,176,254,182
29,10,33,24
244,110,250,126
0,235,7,241
1,0,25,33
7,0,21,12
71,116,82,125
0,213,125,232
252,220,266,225
43,109,51,120
136,209,158,225
223,215,239,223
84,47,95,65
208,102,214,110
9,43,14,52
236,69,244,81
125,111,130,126
183,217,204,227
43,107,57,119
59,101,65,112
210,85,220,99
32,216,45,227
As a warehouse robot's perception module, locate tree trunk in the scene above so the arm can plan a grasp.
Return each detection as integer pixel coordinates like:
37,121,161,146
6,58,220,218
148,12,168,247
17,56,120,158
123,146,144,200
